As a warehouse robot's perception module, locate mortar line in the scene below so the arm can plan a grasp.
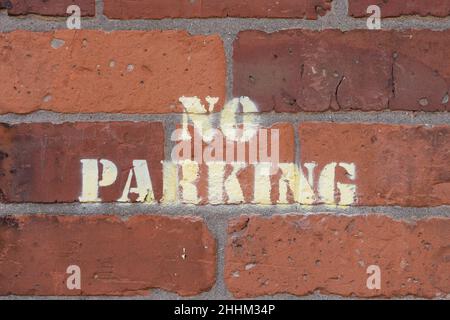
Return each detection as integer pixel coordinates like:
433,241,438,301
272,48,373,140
201,213,233,300
1,16,450,33
0,204,449,219
96,0,104,17
2,292,429,300
223,34,236,102
2,111,450,125
2,0,450,34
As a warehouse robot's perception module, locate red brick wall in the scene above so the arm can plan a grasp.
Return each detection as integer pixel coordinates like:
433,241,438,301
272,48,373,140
0,0,449,299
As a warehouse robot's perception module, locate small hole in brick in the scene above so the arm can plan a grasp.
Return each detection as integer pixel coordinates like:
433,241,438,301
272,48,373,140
315,5,326,15
43,94,52,103
245,263,256,271
51,39,65,49
419,98,429,107
82,39,88,48
442,93,449,104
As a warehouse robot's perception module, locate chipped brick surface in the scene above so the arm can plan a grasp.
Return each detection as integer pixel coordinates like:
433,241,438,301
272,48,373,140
225,214,450,298
234,30,450,112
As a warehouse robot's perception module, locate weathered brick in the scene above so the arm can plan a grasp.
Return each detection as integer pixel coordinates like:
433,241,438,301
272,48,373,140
103,0,332,19
174,123,295,164
349,0,450,18
2,122,449,207
0,215,216,296
234,30,450,112
1,0,95,16
0,122,164,203
0,30,225,114
172,123,296,205
299,123,450,207
225,214,450,298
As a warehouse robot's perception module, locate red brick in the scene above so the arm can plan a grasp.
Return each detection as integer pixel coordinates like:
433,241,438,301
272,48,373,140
175,122,295,163
0,30,225,114
299,122,450,207
173,123,295,205
349,0,450,18
0,122,164,203
225,214,450,298
0,215,216,296
103,0,332,19
1,0,95,16
234,30,450,112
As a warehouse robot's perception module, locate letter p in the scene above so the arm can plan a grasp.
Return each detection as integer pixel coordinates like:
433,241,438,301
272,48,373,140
79,159,118,202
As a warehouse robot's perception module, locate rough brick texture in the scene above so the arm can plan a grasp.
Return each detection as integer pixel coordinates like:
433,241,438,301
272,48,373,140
174,123,295,205
0,122,164,203
3,122,450,207
104,0,332,19
234,30,450,112
0,30,226,114
0,0,95,16
1,0,449,301
225,214,450,298
349,0,450,18
0,215,216,296
299,123,450,207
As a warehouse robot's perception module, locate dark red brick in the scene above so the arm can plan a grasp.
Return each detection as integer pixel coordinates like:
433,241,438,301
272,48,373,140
349,0,450,18
0,122,164,203
2,0,95,16
234,30,450,112
104,0,332,19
